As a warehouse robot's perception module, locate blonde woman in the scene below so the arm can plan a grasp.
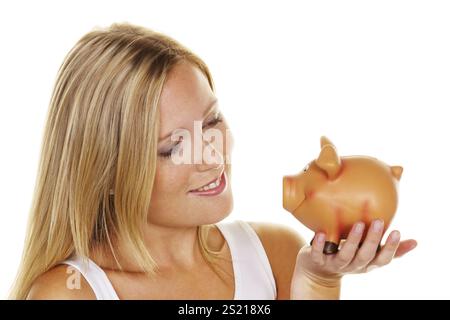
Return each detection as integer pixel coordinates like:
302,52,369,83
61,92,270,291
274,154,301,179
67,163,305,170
9,23,417,300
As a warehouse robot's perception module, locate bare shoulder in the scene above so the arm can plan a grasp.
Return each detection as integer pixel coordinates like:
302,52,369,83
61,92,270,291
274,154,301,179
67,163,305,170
247,221,306,250
27,264,96,300
247,221,307,299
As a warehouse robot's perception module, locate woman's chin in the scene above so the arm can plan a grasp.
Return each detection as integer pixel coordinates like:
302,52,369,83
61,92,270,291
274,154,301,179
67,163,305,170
197,198,234,225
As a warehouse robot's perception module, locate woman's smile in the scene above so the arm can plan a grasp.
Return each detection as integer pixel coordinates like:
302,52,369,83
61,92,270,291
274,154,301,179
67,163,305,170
188,171,227,196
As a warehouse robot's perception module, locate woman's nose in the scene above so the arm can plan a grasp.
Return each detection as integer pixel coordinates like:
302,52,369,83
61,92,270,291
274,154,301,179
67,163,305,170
195,161,222,173
195,137,224,171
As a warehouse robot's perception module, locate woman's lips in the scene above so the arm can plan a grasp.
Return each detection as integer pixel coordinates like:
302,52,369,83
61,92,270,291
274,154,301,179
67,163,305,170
188,172,227,196
189,168,224,191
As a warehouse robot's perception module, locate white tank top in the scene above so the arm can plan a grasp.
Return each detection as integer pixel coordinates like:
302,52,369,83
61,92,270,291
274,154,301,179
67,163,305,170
61,220,277,299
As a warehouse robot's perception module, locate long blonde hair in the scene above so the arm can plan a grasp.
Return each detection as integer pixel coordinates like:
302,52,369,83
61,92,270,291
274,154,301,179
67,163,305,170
9,22,223,299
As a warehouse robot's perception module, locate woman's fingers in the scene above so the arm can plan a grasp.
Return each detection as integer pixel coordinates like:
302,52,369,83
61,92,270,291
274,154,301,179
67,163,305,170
311,232,326,266
394,239,418,258
350,219,385,268
334,222,365,269
365,230,401,271
305,223,416,277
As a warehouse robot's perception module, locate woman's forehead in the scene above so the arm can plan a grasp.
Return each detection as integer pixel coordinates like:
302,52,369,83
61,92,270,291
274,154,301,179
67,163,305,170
158,62,216,139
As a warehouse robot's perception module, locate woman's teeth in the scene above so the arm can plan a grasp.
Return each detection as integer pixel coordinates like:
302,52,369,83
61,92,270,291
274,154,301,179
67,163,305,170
193,176,221,192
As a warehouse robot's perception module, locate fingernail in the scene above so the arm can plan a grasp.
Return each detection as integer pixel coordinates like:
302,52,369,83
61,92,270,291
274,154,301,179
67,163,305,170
354,222,365,234
391,231,400,242
373,219,384,232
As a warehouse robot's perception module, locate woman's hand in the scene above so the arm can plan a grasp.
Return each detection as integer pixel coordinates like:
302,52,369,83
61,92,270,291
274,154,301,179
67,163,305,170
291,219,417,299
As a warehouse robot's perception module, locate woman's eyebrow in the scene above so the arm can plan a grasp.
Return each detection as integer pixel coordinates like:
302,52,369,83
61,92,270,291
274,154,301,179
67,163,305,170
158,99,218,142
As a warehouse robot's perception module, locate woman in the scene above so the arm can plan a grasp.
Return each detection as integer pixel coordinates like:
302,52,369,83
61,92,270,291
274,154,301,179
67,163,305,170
9,22,417,300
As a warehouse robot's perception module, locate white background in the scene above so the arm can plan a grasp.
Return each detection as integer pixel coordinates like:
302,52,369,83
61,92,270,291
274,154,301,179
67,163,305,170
1,0,449,299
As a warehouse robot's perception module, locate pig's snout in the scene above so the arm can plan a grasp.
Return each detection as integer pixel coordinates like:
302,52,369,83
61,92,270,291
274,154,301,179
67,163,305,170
283,176,302,213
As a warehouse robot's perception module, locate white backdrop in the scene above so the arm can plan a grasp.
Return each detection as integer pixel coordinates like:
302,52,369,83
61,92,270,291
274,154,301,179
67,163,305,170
1,0,448,299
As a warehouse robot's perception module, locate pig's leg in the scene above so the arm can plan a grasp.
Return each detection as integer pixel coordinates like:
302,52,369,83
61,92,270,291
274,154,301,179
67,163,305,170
308,233,340,254
308,215,341,254
322,210,342,254
323,232,340,255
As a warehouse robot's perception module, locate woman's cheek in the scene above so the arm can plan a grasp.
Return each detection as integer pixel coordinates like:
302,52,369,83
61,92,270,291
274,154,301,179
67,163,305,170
160,167,191,194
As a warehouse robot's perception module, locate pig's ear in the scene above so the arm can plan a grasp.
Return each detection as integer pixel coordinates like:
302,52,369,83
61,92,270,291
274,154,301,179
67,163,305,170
315,144,341,180
320,136,335,149
391,166,403,181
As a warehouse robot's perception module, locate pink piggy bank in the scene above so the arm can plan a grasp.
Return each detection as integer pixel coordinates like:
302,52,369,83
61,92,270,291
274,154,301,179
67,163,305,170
282,136,403,254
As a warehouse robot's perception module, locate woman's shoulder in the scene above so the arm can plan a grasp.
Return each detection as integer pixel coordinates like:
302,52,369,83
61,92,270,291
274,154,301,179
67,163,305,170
212,220,306,257
246,221,306,245
27,264,96,300
245,221,306,265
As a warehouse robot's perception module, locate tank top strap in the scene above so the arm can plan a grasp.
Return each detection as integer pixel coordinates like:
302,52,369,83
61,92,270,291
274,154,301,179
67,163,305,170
60,255,119,300
216,220,277,299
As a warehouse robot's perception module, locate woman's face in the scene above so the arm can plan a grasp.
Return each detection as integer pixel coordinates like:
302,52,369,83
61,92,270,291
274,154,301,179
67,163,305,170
148,61,233,228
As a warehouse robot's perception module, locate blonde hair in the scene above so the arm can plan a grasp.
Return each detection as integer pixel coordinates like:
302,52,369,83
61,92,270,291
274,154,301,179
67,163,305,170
9,22,224,299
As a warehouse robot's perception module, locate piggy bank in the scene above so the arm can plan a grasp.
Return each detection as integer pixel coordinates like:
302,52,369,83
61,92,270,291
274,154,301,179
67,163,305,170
282,136,403,254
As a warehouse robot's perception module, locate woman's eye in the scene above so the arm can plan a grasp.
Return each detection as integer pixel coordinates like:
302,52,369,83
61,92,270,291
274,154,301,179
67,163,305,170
203,113,223,129
157,113,223,160
158,140,182,159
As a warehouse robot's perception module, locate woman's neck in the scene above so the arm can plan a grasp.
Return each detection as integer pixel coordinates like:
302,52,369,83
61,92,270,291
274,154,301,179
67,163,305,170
90,223,223,273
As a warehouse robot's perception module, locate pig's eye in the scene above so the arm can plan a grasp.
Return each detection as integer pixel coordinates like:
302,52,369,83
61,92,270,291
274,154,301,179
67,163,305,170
303,164,310,172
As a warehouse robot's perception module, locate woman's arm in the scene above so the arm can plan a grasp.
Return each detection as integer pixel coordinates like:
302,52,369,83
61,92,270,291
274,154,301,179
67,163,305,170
250,221,342,299
291,257,342,299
